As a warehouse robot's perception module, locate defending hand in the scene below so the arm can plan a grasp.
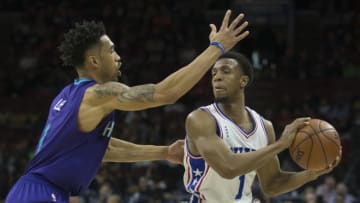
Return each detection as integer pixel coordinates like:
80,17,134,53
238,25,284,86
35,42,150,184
209,10,249,52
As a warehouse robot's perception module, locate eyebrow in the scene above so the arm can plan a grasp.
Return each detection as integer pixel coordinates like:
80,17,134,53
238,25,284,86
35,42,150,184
110,44,115,51
213,65,231,70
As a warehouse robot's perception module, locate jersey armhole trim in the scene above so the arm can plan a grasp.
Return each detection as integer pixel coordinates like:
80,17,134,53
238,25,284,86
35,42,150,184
199,107,223,138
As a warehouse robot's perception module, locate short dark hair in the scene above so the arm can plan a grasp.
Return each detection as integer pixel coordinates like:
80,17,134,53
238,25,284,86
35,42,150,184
219,52,254,85
59,21,106,67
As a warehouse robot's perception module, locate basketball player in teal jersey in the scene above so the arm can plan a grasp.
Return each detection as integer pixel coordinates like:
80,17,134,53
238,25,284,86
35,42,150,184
6,10,250,203
183,52,341,203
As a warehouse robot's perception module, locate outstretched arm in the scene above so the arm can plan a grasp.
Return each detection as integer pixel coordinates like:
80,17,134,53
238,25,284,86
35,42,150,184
86,10,249,112
185,109,309,179
103,138,184,164
256,120,340,197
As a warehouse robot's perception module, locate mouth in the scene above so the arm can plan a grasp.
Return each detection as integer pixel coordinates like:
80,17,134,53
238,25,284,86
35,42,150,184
213,86,226,92
117,62,122,77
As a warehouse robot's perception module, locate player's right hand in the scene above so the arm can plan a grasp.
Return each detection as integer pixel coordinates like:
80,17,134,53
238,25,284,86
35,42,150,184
209,9,249,52
166,139,184,165
279,117,311,148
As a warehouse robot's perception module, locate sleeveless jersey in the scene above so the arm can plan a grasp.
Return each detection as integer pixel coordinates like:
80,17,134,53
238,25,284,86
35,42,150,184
24,78,116,195
183,103,268,203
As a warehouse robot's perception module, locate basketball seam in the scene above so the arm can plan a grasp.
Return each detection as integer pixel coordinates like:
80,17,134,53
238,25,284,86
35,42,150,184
321,131,341,151
311,120,329,168
306,132,313,169
292,128,334,149
292,130,312,149
290,130,312,169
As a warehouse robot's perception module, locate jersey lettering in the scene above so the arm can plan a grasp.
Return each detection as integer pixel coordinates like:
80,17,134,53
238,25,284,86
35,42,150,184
231,147,255,154
102,121,114,138
54,98,67,111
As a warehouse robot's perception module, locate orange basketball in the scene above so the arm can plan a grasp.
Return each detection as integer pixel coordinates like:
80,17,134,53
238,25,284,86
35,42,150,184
289,119,341,170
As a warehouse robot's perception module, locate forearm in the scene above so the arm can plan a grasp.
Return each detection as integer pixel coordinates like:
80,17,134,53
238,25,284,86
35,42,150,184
231,142,287,176
266,171,317,196
103,138,168,162
156,46,222,101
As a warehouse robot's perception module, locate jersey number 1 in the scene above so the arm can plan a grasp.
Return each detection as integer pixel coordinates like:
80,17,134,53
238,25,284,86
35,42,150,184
235,175,245,200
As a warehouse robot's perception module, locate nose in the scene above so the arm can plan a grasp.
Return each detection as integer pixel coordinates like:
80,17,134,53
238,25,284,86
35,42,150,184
115,52,121,62
212,72,223,82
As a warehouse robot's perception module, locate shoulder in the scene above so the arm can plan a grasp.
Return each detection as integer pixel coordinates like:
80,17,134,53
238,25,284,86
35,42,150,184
86,82,128,98
246,106,273,129
186,108,217,134
79,82,127,113
262,118,273,129
84,82,130,104
261,118,276,144
186,108,214,122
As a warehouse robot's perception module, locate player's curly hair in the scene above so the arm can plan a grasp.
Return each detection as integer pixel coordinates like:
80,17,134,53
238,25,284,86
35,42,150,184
59,21,106,67
219,52,254,86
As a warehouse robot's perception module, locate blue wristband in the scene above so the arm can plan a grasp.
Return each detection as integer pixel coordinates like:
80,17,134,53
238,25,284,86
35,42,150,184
210,41,225,54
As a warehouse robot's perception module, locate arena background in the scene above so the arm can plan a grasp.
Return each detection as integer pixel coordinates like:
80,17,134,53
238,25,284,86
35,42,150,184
0,0,359,202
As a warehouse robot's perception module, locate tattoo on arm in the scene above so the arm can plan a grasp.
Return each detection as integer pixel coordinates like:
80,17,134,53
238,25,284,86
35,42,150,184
118,85,155,102
94,84,117,98
94,84,155,102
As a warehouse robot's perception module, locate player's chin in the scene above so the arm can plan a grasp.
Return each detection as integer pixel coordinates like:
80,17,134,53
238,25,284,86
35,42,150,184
214,96,227,103
113,73,120,81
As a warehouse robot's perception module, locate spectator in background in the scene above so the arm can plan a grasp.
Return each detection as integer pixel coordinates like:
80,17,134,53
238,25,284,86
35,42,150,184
316,175,337,202
107,194,122,203
303,187,321,203
128,176,152,203
329,182,356,203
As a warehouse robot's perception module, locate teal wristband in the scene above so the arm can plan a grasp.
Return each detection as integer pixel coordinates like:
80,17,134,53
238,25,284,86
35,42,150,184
210,41,225,54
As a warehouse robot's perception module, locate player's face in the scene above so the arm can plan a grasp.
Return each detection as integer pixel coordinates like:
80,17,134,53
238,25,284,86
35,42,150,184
98,35,121,82
211,58,243,102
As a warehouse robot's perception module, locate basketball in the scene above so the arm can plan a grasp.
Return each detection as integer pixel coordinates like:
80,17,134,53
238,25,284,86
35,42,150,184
289,119,341,170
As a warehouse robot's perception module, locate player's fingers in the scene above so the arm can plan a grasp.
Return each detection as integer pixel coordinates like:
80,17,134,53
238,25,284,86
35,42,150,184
339,146,343,156
234,30,250,41
220,10,232,31
294,117,311,127
320,156,340,174
289,117,310,131
296,117,311,122
234,21,248,35
287,118,310,134
229,13,245,30
333,155,341,167
209,24,217,34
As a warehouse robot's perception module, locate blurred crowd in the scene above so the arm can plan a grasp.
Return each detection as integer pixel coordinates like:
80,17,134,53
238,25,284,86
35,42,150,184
1,0,360,202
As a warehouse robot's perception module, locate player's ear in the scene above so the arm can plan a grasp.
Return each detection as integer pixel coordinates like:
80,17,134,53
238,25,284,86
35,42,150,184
89,55,98,65
85,54,101,70
85,46,101,69
240,75,249,88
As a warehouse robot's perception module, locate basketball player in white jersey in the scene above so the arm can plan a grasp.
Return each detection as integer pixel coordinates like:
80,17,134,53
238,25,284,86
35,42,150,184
183,52,340,203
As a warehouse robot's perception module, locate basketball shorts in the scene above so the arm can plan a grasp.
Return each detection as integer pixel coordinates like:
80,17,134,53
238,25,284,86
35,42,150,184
5,173,69,203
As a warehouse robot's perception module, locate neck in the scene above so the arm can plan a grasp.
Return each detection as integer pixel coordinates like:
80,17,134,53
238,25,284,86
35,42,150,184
217,93,247,121
76,67,102,83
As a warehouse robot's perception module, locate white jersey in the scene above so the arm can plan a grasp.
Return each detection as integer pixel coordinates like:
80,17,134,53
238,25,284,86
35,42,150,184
183,103,269,203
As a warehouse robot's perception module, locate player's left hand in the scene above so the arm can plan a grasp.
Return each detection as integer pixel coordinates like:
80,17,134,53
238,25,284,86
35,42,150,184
306,147,342,180
166,139,184,165
208,10,249,52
